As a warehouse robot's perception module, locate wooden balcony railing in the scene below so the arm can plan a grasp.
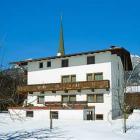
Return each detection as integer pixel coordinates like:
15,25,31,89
9,101,94,110
126,93,140,108
17,80,110,93
45,101,88,109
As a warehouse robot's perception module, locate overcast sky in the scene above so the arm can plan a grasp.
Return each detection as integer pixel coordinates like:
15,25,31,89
0,0,140,68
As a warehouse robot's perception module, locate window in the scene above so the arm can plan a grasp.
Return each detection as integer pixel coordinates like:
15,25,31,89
106,88,109,91
77,89,81,92
40,91,44,94
87,94,104,103
94,73,103,80
87,94,95,103
26,111,33,117
62,75,76,83
87,56,95,64
87,73,103,81
39,62,43,68
47,61,51,67
62,95,69,102
96,114,103,120
37,96,44,104
62,95,76,103
29,92,33,94
87,73,93,81
96,94,103,103
71,75,76,82
62,76,70,83
61,59,69,67
64,90,68,93
69,95,76,102
50,111,58,119
91,89,94,92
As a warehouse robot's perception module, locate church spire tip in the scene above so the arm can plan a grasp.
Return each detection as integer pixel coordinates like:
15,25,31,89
57,15,65,56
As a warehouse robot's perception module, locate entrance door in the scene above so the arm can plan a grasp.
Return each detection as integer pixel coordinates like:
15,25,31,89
87,110,93,120
83,109,95,120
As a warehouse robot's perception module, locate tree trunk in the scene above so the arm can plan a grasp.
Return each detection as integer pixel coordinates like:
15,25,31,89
50,110,53,129
123,112,127,133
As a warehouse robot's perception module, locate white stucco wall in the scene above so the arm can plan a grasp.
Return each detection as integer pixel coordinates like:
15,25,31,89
9,108,113,121
88,93,111,120
27,52,112,85
26,89,111,121
27,89,109,106
9,109,84,120
25,52,114,120
28,62,111,85
16,51,126,120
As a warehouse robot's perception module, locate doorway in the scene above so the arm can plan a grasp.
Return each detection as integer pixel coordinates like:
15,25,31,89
83,108,95,120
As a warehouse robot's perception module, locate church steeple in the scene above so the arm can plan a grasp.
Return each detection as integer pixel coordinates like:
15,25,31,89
57,16,65,56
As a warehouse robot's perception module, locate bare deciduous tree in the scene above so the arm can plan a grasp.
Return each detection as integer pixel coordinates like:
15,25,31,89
0,67,27,112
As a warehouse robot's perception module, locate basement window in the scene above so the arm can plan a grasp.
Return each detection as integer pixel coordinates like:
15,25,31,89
26,111,34,117
96,114,103,120
50,111,58,119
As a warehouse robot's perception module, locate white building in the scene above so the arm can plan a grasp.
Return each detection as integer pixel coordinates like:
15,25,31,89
9,20,132,121
126,85,140,93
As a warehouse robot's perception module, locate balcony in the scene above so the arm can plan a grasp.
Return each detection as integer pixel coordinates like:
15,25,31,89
17,80,110,93
9,101,94,110
45,101,89,109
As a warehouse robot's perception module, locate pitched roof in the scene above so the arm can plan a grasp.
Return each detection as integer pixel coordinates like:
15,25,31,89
10,47,133,71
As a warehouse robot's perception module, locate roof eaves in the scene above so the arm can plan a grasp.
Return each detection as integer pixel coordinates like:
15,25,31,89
9,47,126,65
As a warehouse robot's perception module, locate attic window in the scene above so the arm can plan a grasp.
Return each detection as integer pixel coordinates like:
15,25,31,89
39,62,43,68
47,61,51,67
61,59,69,67
87,56,95,64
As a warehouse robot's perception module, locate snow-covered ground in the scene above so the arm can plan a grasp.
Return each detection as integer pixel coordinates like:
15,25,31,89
0,110,140,140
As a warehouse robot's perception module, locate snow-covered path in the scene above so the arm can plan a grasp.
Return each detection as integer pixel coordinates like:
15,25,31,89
0,111,140,140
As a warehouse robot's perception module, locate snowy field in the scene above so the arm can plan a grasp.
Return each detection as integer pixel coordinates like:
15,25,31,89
0,110,140,140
